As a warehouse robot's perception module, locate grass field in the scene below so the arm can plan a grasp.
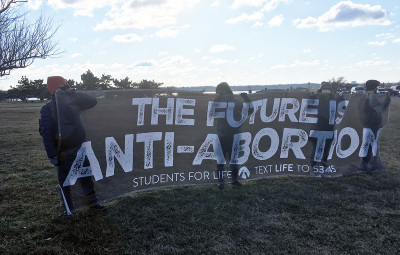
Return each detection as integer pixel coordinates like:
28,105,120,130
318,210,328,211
1,97,400,254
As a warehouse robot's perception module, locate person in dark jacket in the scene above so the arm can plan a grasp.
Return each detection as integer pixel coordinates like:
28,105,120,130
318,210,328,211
309,87,345,177
40,76,104,217
214,82,252,189
358,79,390,172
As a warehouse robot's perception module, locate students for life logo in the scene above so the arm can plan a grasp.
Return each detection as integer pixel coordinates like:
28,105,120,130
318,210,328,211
239,166,250,179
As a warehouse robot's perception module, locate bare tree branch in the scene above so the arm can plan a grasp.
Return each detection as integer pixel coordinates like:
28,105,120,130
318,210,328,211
0,0,61,76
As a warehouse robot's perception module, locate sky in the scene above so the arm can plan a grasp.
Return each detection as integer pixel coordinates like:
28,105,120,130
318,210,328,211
0,0,399,90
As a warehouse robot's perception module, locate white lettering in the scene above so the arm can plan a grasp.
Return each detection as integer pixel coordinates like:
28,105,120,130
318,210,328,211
280,128,308,159
136,132,163,169
63,142,103,187
336,127,359,158
105,134,134,177
193,134,225,165
252,128,279,160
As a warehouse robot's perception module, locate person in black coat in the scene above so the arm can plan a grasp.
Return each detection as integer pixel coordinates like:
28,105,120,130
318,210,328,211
358,80,390,172
40,76,104,217
214,82,252,189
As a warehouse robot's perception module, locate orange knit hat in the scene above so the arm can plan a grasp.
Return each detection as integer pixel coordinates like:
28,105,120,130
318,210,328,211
47,76,67,95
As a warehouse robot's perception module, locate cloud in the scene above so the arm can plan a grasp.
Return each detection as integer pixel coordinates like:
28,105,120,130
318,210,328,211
376,33,395,38
69,37,78,42
130,0,167,8
71,53,82,58
368,41,386,46
294,1,391,31
3,55,197,88
231,0,264,9
211,59,228,64
156,27,179,38
231,0,288,10
27,0,43,10
268,14,284,26
155,55,195,76
272,60,320,69
355,60,390,67
159,55,191,66
253,21,263,27
231,0,265,9
250,54,264,60
211,0,220,7
47,0,110,17
393,38,400,43
225,11,263,24
63,56,194,83
261,0,290,12
134,61,156,67
227,0,288,24
155,25,189,38
112,33,143,42
95,0,200,30
93,38,101,45
209,44,235,53
81,56,194,84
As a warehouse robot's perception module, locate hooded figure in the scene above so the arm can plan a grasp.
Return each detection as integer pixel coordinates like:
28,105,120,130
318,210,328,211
40,76,104,217
358,79,390,172
213,82,252,189
216,82,233,95
365,79,380,92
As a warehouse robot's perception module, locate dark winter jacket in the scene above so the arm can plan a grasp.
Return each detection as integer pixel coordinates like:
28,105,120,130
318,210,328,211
358,91,390,131
40,91,97,159
213,92,253,137
40,96,58,158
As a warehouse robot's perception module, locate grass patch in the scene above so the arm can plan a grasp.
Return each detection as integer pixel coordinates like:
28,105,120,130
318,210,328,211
1,98,400,254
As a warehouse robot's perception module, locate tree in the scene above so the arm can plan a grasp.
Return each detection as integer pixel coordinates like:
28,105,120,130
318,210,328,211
319,77,347,93
113,77,133,89
99,74,113,90
137,79,163,89
8,76,50,101
66,79,77,87
73,70,164,90
30,79,48,101
77,70,100,90
0,0,61,76
8,76,33,101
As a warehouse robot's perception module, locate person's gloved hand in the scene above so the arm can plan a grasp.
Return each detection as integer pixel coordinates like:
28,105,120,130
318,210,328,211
49,157,58,166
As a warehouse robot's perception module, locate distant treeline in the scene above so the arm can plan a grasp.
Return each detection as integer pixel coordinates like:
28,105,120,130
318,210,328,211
2,70,163,102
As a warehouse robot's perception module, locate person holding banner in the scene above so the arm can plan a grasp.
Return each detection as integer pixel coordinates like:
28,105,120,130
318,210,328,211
40,76,105,218
309,85,345,177
214,82,252,189
358,79,390,172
